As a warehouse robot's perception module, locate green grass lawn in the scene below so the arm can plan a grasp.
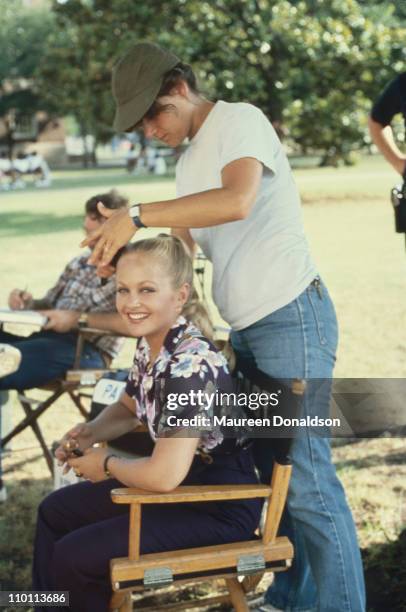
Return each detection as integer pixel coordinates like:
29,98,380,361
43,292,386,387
2,154,406,377
0,156,405,611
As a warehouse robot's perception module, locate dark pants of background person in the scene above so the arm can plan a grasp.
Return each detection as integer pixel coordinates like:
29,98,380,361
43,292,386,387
32,449,262,612
0,330,105,391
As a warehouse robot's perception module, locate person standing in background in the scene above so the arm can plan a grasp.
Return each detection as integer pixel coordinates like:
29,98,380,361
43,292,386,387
368,72,406,177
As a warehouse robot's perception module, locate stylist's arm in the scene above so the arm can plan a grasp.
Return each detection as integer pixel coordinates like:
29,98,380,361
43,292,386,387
82,157,261,271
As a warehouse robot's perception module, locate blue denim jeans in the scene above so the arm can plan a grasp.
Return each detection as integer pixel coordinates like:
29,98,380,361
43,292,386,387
231,280,366,612
0,330,105,484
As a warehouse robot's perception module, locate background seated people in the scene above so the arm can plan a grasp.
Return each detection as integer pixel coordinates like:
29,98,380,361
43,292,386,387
10,153,29,189
0,153,12,191
0,189,130,393
1,151,52,190
27,151,52,188
32,235,262,612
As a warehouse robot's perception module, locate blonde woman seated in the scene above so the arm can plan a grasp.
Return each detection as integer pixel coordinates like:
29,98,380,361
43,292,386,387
32,235,262,612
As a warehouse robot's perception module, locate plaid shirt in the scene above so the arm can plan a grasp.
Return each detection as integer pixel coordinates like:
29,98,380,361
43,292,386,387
44,253,123,358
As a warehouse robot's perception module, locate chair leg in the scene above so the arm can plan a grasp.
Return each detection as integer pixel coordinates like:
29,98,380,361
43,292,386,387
68,390,90,419
225,578,249,612
19,393,55,475
110,592,132,612
242,573,263,593
2,389,63,446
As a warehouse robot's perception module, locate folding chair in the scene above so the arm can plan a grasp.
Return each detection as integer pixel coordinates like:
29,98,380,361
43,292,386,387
1,327,121,475
108,367,305,612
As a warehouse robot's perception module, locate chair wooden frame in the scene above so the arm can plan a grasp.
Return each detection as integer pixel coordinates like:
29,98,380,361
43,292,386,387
1,327,119,475
108,375,305,612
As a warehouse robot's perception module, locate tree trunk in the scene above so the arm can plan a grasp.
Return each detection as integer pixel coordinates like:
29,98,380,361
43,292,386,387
80,123,89,168
90,137,98,167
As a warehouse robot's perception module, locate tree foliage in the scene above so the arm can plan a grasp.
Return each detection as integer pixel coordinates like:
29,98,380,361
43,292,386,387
4,0,406,165
172,0,405,164
36,0,183,154
0,0,55,152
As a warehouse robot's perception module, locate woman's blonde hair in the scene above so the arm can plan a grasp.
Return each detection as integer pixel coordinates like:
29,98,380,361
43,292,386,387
114,234,214,340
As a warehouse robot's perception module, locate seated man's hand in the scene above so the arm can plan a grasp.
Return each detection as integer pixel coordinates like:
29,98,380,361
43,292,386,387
55,422,95,472
40,309,80,333
8,288,33,310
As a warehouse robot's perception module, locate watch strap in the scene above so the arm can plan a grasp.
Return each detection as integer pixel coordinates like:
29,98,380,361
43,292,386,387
129,204,147,228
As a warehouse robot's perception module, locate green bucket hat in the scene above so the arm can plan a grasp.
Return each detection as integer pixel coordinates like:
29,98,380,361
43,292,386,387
112,42,180,132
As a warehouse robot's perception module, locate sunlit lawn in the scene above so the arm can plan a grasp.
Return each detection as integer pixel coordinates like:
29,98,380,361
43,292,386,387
0,156,405,610
2,155,406,377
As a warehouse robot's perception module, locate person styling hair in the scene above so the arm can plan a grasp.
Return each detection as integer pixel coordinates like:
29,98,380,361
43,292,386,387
80,42,365,612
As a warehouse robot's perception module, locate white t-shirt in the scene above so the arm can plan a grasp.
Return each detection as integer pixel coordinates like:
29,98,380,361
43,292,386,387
176,101,317,331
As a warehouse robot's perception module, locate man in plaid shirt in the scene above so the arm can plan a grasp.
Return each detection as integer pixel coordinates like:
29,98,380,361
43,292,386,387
0,190,130,392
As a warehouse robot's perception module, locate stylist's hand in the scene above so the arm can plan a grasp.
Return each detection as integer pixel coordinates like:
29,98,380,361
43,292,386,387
81,203,137,271
68,447,110,482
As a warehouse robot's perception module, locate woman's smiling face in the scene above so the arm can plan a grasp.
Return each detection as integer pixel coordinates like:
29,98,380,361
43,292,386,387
115,251,189,354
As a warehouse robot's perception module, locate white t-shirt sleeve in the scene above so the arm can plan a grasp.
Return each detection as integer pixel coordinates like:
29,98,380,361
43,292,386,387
219,103,277,174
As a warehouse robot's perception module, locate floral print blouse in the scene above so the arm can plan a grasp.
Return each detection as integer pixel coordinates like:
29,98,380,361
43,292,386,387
125,316,235,453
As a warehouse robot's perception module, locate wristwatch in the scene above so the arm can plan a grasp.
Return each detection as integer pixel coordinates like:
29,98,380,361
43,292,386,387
78,313,88,329
129,203,147,229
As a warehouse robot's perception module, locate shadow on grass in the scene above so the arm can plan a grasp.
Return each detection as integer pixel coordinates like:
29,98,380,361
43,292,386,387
335,450,406,472
1,171,175,195
1,475,405,611
0,212,83,238
362,530,406,612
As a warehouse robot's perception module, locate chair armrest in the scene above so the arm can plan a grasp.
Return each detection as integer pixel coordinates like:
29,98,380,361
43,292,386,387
65,368,116,383
72,326,130,369
111,483,271,505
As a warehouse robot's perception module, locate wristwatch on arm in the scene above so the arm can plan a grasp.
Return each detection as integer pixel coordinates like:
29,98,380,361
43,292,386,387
129,204,147,229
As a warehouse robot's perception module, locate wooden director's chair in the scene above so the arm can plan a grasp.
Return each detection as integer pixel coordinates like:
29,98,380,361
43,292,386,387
108,365,305,612
1,327,120,475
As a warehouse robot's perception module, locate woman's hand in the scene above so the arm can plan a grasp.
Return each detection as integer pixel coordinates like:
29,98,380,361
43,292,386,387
81,203,137,270
67,447,110,482
55,422,95,470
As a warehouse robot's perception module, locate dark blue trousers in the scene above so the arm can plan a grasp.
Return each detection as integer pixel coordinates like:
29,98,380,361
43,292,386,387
0,330,104,391
32,449,262,612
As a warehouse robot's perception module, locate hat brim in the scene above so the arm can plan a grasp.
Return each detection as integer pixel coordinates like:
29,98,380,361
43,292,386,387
113,80,162,132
